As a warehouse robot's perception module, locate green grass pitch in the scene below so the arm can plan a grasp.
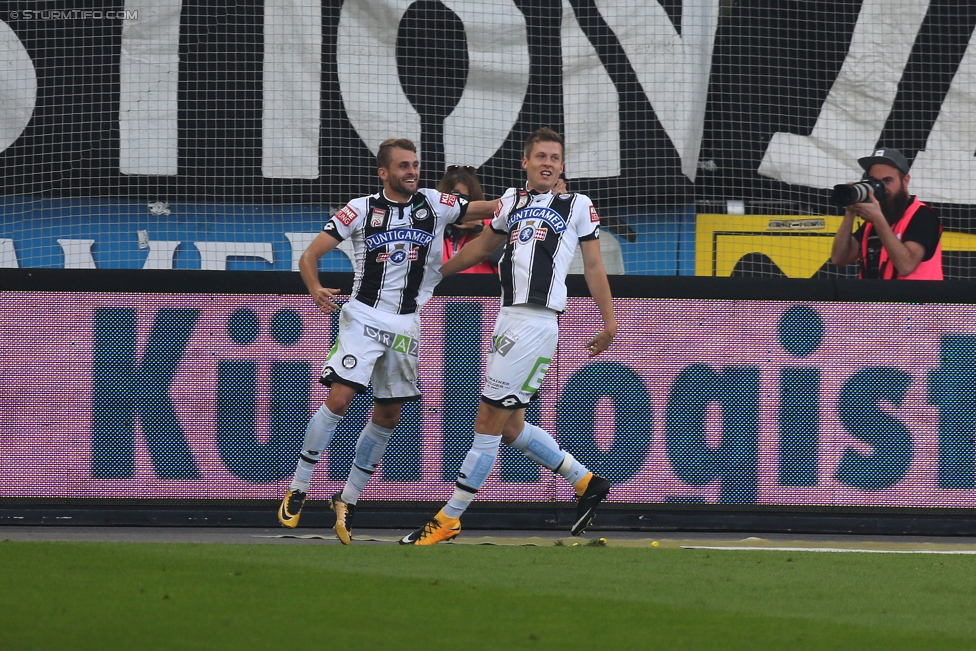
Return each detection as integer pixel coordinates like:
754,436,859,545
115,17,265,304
2,540,976,650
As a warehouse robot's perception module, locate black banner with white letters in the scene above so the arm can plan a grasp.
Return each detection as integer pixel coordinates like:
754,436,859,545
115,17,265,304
0,0,974,223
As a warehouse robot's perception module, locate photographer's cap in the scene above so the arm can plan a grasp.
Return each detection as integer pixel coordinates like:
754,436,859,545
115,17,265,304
858,148,910,174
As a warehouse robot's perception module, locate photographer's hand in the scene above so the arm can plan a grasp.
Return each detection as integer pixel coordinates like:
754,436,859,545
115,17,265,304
848,189,884,226
830,201,861,267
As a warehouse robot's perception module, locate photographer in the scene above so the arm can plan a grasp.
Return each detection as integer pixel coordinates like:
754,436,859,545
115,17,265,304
830,148,943,280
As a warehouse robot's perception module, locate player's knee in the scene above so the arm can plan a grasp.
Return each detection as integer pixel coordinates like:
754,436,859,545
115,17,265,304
500,419,524,445
474,404,509,437
371,413,401,430
325,386,356,415
371,402,403,430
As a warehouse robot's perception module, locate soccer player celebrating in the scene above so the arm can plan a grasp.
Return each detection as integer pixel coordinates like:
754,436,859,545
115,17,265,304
277,139,497,543
401,128,618,545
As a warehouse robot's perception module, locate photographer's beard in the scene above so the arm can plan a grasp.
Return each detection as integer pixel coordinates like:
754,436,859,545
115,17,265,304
880,185,911,226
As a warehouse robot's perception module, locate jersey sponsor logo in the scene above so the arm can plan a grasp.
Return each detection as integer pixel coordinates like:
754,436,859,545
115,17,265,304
363,325,419,356
439,193,457,207
364,228,435,251
508,206,567,233
370,207,387,227
589,205,600,223
377,244,419,265
323,221,338,234
501,397,521,407
334,205,357,226
412,207,429,221
513,224,548,244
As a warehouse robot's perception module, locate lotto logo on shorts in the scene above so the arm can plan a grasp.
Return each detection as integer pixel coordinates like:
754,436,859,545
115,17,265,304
364,325,419,356
589,205,600,223
439,193,457,207
334,205,357,226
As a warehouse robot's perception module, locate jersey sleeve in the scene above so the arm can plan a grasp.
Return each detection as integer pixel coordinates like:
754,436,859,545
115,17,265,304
489,188,516,234
575,195,601,242
323,200,364,241
424,189,467,225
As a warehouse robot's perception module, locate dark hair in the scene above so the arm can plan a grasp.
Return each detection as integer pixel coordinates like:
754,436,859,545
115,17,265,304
377,138,417,169
437,165,485,201
523,127,564,159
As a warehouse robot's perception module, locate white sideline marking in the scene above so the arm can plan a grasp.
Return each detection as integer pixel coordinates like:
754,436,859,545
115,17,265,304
682,546,976,555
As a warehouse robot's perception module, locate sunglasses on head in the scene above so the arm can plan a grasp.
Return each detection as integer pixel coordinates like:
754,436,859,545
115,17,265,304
446,165,476,172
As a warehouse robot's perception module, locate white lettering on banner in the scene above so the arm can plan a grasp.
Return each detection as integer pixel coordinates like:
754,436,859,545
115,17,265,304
118,0,180,176
593,0,718,182
141,241,181,269
337,0,420,154
284,232,357,271
262,0,321,179
910,27,976,203
440,0,529,168
285,232,317,271
562,0,619,179
194,242,274,270
758,0,930,188
0,21,36,154
58,239,96,269
336,0,528,166
0,239,19,268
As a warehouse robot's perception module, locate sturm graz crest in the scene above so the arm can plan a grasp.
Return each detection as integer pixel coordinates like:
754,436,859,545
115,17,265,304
379,243,419,265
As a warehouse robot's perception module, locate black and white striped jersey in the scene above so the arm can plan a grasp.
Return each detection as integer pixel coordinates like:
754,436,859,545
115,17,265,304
323,189,467,314
489,188,600,312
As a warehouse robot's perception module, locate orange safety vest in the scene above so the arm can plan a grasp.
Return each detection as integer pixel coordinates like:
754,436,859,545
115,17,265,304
860,198,943,280
443,219,498,274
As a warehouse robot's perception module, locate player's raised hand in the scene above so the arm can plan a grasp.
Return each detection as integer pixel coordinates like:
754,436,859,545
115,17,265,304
311,286,342,313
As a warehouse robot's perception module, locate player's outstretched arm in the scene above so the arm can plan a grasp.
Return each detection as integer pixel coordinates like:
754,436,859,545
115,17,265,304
441,229,507,277
462,180,566,224
460,199,500,222
299,231,343,313
579,238,618,357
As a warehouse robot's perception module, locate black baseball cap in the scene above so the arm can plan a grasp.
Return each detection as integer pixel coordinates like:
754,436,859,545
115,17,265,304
858,148,910,175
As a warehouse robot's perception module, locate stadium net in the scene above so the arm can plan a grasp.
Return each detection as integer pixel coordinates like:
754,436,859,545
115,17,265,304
0,0,974,279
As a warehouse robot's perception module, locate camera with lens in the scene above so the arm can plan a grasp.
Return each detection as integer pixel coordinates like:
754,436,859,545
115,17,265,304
830,177,887,208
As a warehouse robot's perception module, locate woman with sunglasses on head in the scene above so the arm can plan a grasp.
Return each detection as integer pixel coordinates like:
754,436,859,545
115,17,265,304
437,165,499,274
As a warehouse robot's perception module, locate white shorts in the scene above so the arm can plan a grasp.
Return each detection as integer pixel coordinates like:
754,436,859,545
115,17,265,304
481,304,559,409
321,299,422,402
